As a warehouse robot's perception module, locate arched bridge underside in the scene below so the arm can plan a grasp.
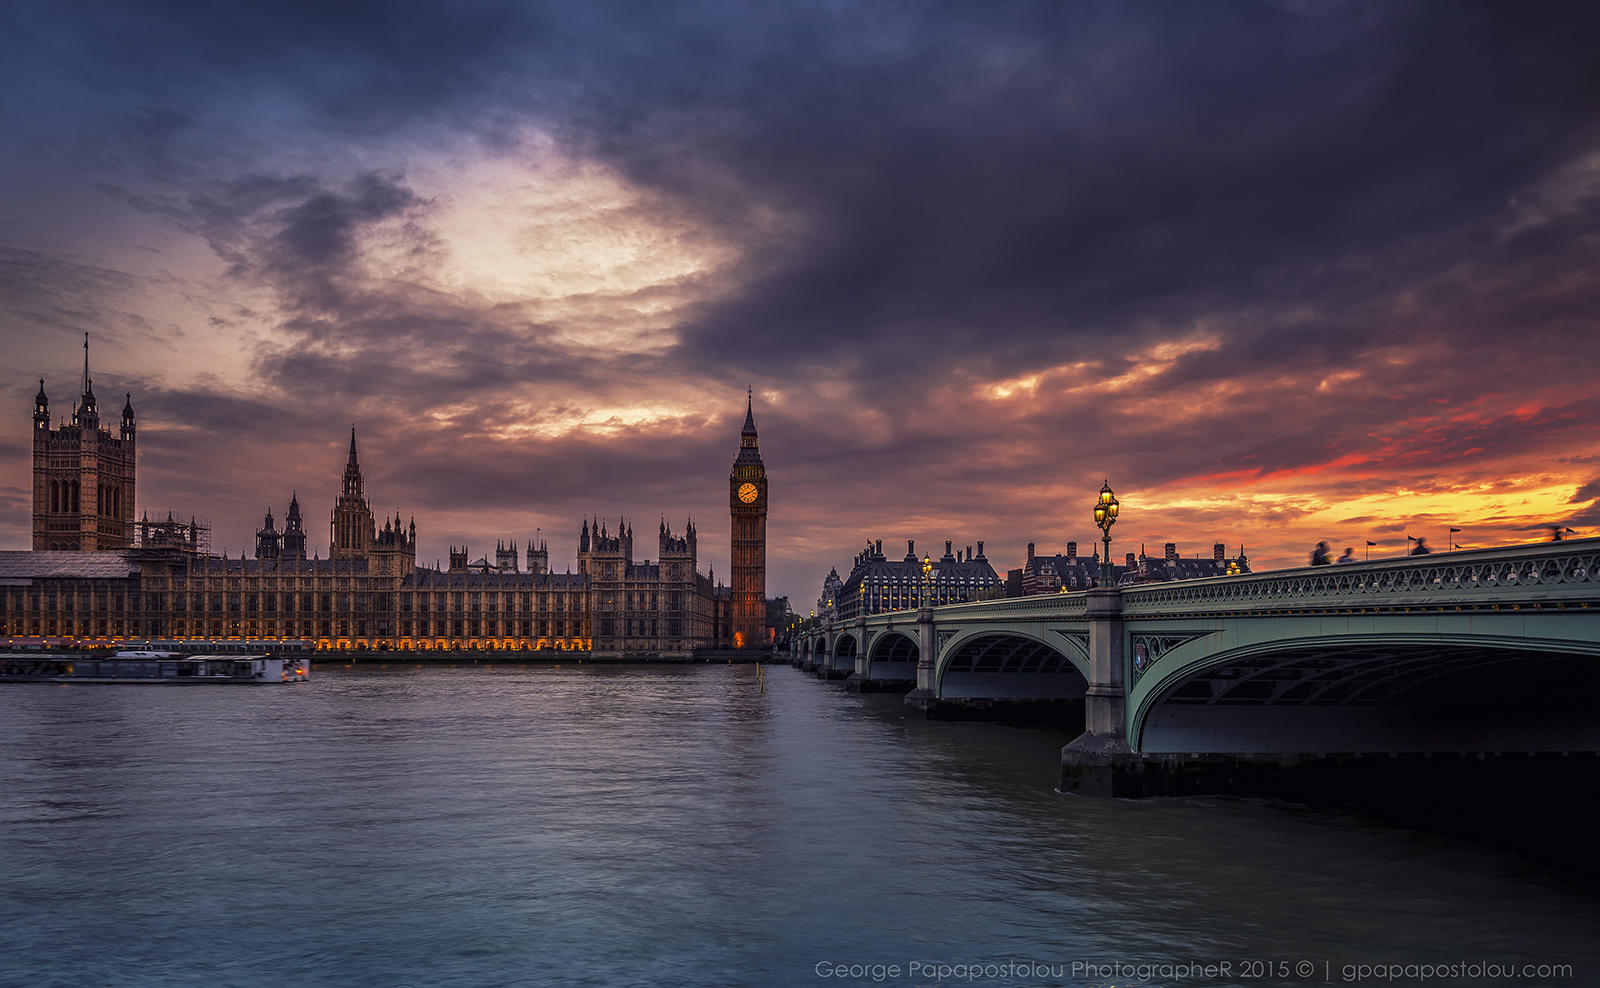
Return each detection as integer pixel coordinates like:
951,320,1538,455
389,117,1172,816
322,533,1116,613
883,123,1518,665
865,631,918,683
798,543,1600,750
938,633,1087,700
1136,635,1600,754
826,633,858,677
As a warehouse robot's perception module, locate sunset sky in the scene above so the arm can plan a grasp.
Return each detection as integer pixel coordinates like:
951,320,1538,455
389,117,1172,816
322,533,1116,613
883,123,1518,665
2,1,1598,606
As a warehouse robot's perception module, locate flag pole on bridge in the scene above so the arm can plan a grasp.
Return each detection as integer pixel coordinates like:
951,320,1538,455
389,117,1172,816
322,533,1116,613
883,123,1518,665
1450,527,1461,551
1365,540,1376,561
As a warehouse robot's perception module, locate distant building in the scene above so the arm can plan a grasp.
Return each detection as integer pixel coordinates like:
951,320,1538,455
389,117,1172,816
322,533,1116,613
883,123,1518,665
816,567,843,621
1017,539,1248,594
1117,542,1248,587
578,516,719,656
1019,540,1101,594
135,512,209,556
766,596,794,642
831,539,1000,620
729,391,768,647
32,338,135,551
4,380,758,655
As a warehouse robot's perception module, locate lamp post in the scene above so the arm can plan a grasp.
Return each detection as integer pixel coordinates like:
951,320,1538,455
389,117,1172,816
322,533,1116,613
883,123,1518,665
921,553,932,609
1094,479,1119,587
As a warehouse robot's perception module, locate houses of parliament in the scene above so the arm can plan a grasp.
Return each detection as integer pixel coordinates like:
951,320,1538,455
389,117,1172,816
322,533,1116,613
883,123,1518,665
1,345,773,655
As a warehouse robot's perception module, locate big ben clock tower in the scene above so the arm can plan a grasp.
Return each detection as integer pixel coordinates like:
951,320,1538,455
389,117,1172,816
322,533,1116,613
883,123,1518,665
730,389,767,648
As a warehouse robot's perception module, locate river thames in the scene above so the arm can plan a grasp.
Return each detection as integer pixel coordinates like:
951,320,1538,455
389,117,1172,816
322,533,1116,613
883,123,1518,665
1,664,1594,987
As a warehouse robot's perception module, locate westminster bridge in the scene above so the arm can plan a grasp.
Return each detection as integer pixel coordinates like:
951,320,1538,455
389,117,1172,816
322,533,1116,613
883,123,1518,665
793,540,1600,796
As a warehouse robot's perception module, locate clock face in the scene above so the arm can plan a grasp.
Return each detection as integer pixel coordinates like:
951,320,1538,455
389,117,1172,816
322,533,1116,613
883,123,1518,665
737,482,759,504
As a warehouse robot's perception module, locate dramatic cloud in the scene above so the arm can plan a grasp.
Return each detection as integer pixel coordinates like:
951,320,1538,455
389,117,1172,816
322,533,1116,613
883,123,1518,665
3,1,1599,602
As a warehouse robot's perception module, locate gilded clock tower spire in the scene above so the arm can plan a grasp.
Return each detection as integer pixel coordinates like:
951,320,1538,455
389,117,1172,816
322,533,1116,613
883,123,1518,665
729,388,768,648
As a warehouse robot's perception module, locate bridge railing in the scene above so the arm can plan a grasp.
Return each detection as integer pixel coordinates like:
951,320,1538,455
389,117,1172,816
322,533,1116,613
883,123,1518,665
834,541,1598,627
1120,539,1600,615
862,593,1090,625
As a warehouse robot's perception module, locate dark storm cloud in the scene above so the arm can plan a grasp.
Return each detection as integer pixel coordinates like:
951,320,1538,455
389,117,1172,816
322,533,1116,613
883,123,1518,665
264,175,418,277
6,0,1600,595
556,3,1600,384
18,1,1600,389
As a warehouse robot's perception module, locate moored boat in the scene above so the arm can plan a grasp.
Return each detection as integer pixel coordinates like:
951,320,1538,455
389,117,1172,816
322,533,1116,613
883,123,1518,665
0,651,310,684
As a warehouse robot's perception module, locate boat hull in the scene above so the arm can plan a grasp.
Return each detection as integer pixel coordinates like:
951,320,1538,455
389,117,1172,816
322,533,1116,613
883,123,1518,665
1,653,310,684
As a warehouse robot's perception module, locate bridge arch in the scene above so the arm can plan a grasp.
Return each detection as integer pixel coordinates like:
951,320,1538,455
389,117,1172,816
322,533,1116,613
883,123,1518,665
1129,630,1600,754
865,630,919,683
935,629,1089,700
826,632,859,675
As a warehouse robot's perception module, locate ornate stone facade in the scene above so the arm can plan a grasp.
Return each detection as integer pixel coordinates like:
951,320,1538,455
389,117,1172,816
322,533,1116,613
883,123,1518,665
832,538,1001,619
729,392,768,647
6,380,744,655
32,339,135,551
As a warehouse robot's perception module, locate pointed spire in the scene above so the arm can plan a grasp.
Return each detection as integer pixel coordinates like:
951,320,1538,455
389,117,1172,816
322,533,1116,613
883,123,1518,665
742,386,756,434
82,332,91,397
339,426,365,499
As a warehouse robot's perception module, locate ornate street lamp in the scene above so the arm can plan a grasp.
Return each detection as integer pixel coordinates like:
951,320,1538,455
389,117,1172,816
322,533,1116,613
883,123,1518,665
1093,479,1119,586
921,553,933,608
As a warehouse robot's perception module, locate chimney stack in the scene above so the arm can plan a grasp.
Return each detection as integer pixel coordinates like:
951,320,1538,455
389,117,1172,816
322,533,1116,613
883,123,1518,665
1165,542,1177,561
976,541,984,558
1066,541,1076,560
965,545,972,561
1214,543,1225,561
1027,542,1035,561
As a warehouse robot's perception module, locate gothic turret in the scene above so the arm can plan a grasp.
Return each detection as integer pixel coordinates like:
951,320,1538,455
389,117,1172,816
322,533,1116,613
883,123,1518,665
256,507,282,560
73,333,99,430
32,337,136,550
281,491,307,561
342,427,363,498
527,532,549,575
330,426,376,559
496,539,519,573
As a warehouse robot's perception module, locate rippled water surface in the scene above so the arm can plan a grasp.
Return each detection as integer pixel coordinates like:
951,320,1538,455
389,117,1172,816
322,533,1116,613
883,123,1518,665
2,664,1596,987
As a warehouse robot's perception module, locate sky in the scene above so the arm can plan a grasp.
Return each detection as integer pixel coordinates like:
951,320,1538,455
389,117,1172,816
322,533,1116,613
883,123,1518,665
2,0,1598,607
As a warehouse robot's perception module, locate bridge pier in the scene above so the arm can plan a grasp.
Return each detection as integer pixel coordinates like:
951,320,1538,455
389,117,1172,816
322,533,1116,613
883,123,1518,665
804,626,831,674
827,615,867,683
902,607,940,714
1060,587,1134,795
